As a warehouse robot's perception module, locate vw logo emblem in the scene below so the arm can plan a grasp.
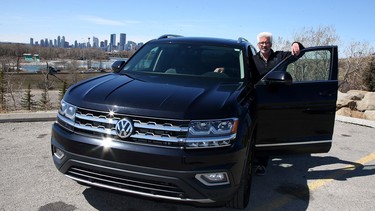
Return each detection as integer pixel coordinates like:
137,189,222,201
115,118,134,138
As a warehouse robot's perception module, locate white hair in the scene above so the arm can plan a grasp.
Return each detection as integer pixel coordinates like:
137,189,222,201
257,32,273,43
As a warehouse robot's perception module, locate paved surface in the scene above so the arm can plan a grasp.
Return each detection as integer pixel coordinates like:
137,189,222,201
0,112,374,210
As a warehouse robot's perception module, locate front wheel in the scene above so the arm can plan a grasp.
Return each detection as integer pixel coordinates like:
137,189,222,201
226,150,253,209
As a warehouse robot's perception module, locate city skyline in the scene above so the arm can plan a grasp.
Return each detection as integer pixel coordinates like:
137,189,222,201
28,33,144,51
1,0,375,50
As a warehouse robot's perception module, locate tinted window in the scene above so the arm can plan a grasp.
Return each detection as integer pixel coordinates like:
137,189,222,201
286,50,331,82
122,43,245,79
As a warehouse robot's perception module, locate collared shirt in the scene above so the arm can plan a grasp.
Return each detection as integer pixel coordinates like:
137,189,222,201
252,42,304,81
253,49,291,80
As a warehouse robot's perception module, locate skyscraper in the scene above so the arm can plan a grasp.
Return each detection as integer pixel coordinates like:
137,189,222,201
61,36,65,48
119,33,126,51
93,36,99,48
110,34,116,49
57,36,61,48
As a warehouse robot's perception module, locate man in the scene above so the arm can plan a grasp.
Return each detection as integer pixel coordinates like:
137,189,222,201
253,32,304,175
253,32,304,79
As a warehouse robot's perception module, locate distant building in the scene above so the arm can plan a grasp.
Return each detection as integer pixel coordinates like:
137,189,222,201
34,54,40,62
23,53,33,61
26,32,141,51
57,36,61,48
110,34,116,49
119,33,126,51
23,54,40,62
93,36,99,48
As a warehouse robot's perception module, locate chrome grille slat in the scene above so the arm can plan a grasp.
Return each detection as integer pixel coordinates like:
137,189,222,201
75,121,117,135
59,108,190,147
67,166,185,197
76,112,119,124
134,121,188,132
71,167,178,190
132,133,182,143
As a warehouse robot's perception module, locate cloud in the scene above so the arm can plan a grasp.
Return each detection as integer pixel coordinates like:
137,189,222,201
79,16,139,26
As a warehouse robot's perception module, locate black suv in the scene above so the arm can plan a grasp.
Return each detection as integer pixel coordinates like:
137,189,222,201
51,35,338,209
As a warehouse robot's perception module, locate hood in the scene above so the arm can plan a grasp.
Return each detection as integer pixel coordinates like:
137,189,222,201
65,73,244,119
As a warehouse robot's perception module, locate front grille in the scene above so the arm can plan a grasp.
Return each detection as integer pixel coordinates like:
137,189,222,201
58,107,190,148
66,166,187,198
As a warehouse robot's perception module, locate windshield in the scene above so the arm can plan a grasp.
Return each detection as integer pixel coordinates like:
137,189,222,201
121,43,245,80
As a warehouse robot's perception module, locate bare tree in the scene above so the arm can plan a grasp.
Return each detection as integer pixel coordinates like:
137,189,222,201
293,26,340,47
340,41,374,91
272,26,375,91
4,71,24,110
273,26,340,51
0,70,6,112
66,60,81,85
38,65,52,111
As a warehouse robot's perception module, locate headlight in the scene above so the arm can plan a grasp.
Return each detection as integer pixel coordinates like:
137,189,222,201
59,100,76,121
186,118,238,148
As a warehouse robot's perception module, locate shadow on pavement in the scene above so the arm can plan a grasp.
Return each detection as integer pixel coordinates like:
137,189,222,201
80,154,374,211
250,154,375,210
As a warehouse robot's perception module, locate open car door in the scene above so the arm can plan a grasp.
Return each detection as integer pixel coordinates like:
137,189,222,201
254,46,338,155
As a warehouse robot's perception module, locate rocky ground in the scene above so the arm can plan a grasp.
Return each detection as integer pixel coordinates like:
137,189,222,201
337,90,375,120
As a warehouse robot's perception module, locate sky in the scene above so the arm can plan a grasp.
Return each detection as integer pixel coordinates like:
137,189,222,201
1,0,375,50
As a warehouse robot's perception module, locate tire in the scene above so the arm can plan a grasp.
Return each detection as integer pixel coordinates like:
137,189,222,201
227,143,254,209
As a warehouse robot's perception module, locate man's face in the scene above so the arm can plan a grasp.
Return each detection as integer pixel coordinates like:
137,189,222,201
257,36,272,55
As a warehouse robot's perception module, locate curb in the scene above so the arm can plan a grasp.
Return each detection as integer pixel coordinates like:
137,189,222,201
335,115,375,128
0,111,58,123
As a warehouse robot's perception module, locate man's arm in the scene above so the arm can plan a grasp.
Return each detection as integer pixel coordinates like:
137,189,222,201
291,42,305,56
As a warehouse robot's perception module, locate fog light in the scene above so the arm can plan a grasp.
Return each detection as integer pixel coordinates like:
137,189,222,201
53,146,65,160
195,172,230,186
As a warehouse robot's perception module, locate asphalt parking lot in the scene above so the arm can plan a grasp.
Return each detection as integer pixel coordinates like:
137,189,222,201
0,115,374,211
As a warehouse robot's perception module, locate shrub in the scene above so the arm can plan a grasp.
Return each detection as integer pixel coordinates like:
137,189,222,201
20,83,37,110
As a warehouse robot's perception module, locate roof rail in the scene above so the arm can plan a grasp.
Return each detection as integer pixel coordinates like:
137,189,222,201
238,37,249,43
158,34,183,39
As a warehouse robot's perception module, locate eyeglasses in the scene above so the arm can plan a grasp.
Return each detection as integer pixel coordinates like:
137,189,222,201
258,42,271,45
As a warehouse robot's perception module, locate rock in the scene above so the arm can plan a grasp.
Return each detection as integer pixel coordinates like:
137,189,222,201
336,107,365,119
337,91,351,109
337,91,357,109
336,107,352,116
364,110,375,120
347,90,368,100
356,92,375,111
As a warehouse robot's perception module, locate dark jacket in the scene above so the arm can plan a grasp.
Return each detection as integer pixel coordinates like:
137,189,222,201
252,42,304,80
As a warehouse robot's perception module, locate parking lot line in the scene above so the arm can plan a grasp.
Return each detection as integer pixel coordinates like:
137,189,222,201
308,152,375,191
254,152,375,210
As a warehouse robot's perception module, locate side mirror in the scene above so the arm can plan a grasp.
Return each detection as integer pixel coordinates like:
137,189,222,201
263,71,293,85
111,60,126,73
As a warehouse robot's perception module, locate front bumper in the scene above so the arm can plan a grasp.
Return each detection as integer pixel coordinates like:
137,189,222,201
51,122,247,205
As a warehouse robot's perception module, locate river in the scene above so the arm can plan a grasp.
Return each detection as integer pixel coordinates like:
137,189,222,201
20,57,126,72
